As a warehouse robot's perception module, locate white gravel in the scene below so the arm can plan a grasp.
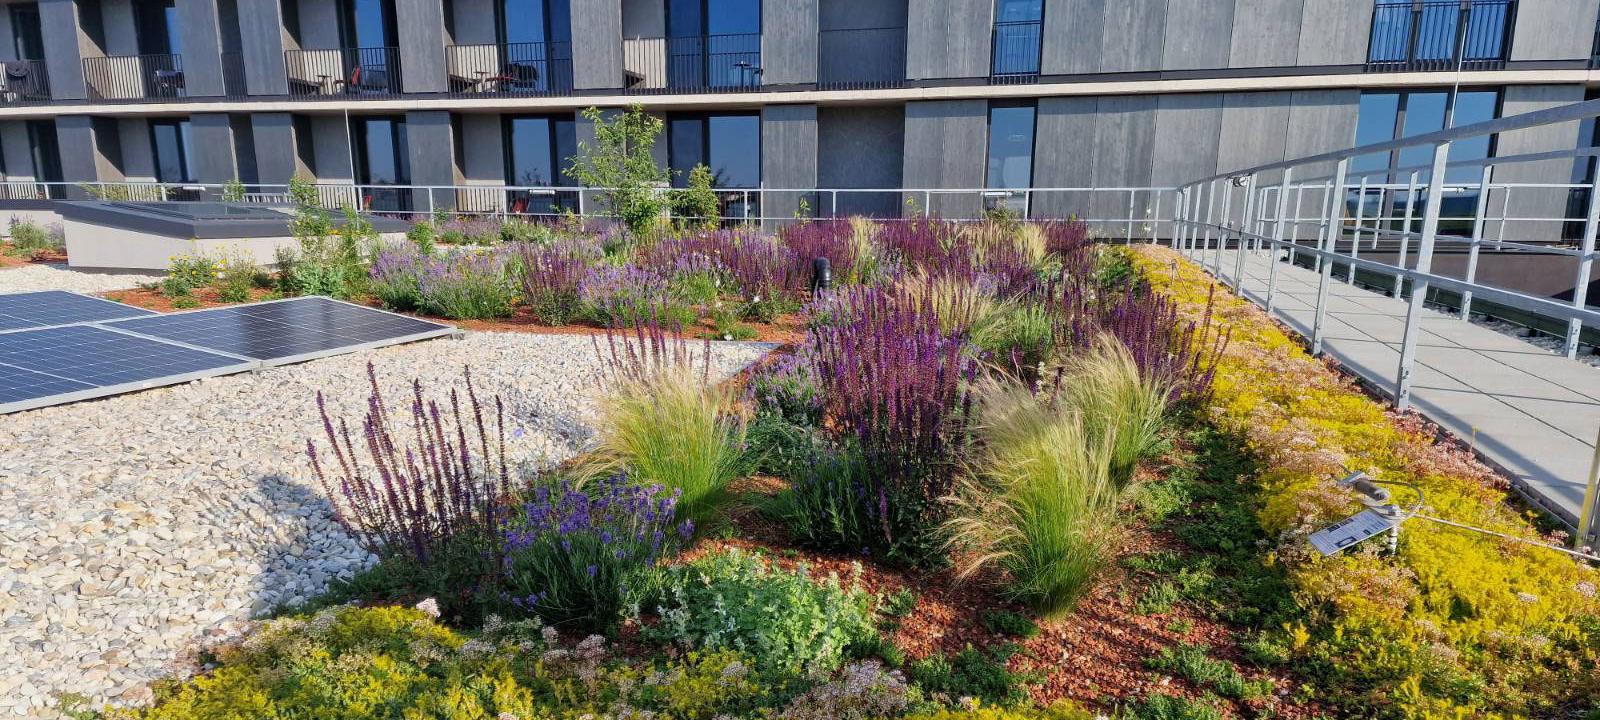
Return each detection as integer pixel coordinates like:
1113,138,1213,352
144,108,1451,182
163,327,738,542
0,263,161,295
1471,316,1600,369
0,331,772,716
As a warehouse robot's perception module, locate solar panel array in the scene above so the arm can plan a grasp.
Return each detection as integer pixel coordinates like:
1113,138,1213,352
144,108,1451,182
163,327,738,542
0,292,456,414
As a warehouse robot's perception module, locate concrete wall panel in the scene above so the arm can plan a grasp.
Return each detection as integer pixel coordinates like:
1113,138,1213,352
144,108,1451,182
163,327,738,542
56,116,100,196
1099,0,1165,73
906,0,992,79
1496,85,1589,242
298,0,340,49
1295,0,1369,66
1031,96,1097,219
761,104,817,219
1150,93,1223,188
1228,0,1302,68
901,99,985,216
1509,0,1596,61
458,113,505,184
250,113,298,185
0,123,36,181
1041,0,1103,75
817,104,903,217
309,114,353,182
191,113,239,185
115,117,152,182
1161,0,1234,71
176,0,226,95
763,0,817,85
40,0,90,99
571,0,624,89
100,0,137,55
237,0,289,94
1090,95,1156,228
405,110,454,209
396,0,448,93
451,0,498,43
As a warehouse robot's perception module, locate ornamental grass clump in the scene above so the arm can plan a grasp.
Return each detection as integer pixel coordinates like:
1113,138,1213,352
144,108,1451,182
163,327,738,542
307,363,510,570
416,249,516,320
500,474,691,630
808,285,976,561
944,376,1119,618
1051,335,1178,488
587,322,747,526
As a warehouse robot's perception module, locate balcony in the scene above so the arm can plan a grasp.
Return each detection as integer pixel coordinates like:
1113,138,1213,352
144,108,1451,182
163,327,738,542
1366,0,1514,72
82,53,184,100
0,59,49,104
990,20,1042,82
285,47,402,96
446,41,573,96
818,27,905,89
622,33,761,93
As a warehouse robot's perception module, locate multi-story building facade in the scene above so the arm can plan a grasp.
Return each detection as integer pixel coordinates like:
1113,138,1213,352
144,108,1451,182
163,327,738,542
0,0,1592,228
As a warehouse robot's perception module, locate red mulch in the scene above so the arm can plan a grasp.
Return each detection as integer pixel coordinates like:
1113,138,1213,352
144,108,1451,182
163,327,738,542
0,243,67,267
100,286,279,311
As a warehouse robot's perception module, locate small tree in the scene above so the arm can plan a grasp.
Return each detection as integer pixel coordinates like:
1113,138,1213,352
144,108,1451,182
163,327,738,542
221,178,247,202
566,105,669,240
672,163,720,232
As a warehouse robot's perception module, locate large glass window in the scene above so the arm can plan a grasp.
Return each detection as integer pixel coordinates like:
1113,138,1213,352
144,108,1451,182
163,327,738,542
134,0,180,55
500,0,570,44
340,0,397,48
990,0,1043,76
1351,89,1500,231
1367,0,1512,69
9,4,43,61
985,101,1036,213
503,114,577,214
353,115,409,211
667,113,759,189
26,119,60,198
665,0,760,88
496,0,573,92
149,118,192,184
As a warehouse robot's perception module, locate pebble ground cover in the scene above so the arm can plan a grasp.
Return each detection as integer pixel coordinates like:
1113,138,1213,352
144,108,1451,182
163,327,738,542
3,213,1596,720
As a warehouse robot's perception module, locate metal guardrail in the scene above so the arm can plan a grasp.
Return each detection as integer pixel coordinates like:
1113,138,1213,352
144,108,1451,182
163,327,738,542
83,53,184,100
0,59,49,104
285,47,402,96
991,20,1043,77
446,41,574,95
622,34,762,92
1366,0,1514,71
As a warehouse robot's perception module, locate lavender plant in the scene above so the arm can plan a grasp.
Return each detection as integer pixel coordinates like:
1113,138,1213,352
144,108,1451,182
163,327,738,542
416,250,516,320
516,237,601,325
368,243,425,312
500,474,691,629
578,263,694,327
306,363,510,568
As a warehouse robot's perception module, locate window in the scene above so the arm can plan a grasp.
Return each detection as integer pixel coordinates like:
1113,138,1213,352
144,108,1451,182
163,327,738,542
499,0,570,45
149,118,193,184
339,0,397,48
985,101,1036,212
9,4,43,61
1351,89,1500,231
990,0,1043,76
133,0,180,55
1366,0,1513,70
665,0,761,88
352,115,409,211
495,0,573,92
667,112,760,220
26,119,61,198
503,114,578,214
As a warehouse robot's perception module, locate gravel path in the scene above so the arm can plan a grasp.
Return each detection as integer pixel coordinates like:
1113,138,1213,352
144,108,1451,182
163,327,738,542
0,331,773,716
0,263,160,295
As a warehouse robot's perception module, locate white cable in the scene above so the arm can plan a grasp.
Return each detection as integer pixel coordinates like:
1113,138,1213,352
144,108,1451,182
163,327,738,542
1412,513,1600,563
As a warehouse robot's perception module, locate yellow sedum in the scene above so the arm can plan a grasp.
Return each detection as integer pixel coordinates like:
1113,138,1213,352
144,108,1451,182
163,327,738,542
1127,245,1600,718
901,700,1095,720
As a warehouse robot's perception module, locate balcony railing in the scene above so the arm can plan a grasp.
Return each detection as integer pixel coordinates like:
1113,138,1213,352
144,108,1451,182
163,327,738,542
83,53,184,100
990,20,1042,78
622,33,761,93
0,59,49,103
818,27,906,89
285,47,402,96
446,41,573,95
1366,0,1514,71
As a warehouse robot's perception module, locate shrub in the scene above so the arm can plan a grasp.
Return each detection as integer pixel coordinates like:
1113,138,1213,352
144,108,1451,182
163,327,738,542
214,254,266,303
588,330,746,525
579,263,694,328
500,475,690,630
775,660,915,719
808,285,976,563
306,364,508,589
673,163,720,231
634,548,877,678
566,105,670,239
278,180,367,299
498,217,548,244
7,217,62,257
161,254,218,297
944,376,1119,617
368,243,424,312
773,449,876,552
417,249,515,319
405,219,437,256
908,645,1030,707
516,237,601,326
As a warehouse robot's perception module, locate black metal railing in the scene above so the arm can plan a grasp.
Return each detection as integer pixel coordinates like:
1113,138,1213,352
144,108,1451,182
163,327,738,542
991,19,1042,77
622,33,761,92
446,41,573,95
285,47,402,96
221,51,247,96
83,53,184,100
0,59,49,103
818,27,905,89
1366,0,1514,71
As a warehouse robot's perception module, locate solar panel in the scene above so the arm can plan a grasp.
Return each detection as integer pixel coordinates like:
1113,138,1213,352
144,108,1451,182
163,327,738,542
104,297,455,364
0,325,254,414
0,290,156,332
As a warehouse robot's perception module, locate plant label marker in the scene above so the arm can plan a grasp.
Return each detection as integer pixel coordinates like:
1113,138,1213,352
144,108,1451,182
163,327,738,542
1309,509,1399,556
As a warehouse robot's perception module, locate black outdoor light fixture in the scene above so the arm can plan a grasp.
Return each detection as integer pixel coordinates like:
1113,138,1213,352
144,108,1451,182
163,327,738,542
811,257,832,296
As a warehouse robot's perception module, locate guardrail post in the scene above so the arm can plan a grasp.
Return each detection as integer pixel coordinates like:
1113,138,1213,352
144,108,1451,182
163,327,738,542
1173,189,1187,251
1459,165,1493,321
1125,189,1135,242
1232,174,1257,292
1267,168,1293,314
1396,142,1451,411
1394,171,1419,297
1149,191,1160,244
1213,181,1232,277
1348,177,1368,285
1289,185,1304,264
1202,180,1217,260
1311,163,1347,356
1565,171,1600,358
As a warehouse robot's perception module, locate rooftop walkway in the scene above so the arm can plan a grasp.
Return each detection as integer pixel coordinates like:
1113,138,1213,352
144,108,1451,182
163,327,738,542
1201,247,1600,526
